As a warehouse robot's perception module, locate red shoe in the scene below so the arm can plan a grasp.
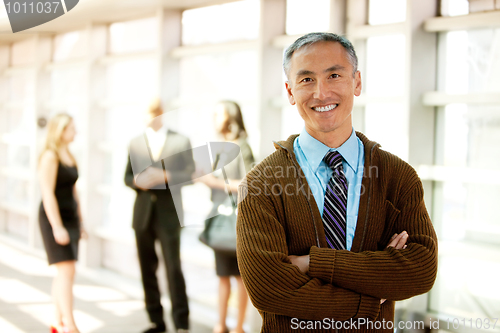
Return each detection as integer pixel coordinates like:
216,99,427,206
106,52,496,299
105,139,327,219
50,326,59,333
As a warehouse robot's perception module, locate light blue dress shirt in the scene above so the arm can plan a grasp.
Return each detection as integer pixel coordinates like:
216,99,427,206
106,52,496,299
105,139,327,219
293,128,365,251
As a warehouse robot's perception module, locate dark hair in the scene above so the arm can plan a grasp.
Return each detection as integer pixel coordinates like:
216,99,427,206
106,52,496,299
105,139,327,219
283,32,358,78
218,100,247,140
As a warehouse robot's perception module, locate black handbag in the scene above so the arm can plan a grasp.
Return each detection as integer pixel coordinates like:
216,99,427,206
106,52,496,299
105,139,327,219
199,196,237,255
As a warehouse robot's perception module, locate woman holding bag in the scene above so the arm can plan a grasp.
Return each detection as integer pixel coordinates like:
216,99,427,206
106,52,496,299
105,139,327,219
196,101,255,333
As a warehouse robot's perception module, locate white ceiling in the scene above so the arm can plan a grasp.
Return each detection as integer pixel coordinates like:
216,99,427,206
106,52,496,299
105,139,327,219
0,0,238,44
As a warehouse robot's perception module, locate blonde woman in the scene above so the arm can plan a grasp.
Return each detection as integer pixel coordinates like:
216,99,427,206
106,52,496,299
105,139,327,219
196,101,254,333
38,113,85,333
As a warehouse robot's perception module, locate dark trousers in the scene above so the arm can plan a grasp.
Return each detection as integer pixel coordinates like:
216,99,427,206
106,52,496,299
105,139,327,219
134,210,189,330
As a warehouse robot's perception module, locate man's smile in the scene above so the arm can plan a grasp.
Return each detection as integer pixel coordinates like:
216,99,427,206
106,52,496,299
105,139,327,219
312,104,338,112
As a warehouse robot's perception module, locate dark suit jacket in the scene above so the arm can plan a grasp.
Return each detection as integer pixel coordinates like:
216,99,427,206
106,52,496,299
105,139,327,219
124,129,195,231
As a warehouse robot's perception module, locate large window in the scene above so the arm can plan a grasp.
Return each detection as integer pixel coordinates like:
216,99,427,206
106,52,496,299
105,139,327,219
430,26,500,322
286,0,330,35
182,0,259,45
364,34,407,159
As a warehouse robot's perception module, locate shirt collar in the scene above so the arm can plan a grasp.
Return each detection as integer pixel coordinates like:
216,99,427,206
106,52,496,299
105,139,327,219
297,127,359,173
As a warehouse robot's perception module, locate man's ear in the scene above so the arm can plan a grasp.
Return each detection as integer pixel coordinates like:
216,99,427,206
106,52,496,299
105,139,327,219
285,81,296,105
354,71,362,97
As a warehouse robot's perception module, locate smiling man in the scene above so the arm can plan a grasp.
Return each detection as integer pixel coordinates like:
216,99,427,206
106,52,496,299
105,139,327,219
236,33,438,332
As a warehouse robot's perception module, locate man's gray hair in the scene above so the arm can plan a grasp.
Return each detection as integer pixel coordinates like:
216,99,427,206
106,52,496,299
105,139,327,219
283,32,358,78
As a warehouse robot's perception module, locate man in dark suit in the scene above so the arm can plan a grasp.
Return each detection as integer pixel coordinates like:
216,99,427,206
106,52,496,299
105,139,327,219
124,100,194,333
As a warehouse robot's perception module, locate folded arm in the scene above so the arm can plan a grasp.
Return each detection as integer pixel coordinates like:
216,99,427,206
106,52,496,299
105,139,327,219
308,172,438,301
237,183,381,321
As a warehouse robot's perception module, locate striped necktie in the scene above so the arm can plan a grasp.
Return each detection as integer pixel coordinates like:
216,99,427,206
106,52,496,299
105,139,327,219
322,151,348,250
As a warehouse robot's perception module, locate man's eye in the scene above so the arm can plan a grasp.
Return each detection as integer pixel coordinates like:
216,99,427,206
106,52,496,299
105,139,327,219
301,78,312,83
330,74,340,78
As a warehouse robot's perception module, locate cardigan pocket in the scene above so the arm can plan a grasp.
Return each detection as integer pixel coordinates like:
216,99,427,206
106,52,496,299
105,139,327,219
377,200,401,249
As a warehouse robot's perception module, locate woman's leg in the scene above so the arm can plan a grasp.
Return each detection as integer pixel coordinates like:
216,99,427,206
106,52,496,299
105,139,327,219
214,276,231,333
51,276,62,327
53,260,79,333
232,277,248,333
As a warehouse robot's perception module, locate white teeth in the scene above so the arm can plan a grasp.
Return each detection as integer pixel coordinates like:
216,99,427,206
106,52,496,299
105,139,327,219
313,104,337,112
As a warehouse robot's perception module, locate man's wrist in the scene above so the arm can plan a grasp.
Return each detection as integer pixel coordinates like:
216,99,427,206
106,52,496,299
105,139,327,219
308,246,336,283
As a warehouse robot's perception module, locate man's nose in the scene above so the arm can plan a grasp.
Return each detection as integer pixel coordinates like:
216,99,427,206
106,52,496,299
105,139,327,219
313,79,330,100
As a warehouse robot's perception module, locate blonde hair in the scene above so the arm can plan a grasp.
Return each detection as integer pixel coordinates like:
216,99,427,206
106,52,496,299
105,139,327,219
39,113,76,167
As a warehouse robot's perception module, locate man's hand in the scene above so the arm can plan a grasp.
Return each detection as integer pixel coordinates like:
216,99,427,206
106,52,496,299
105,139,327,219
386,231,408,250
288,255,310,274
288,233,409,299
134,167,168,190
381,231,408,304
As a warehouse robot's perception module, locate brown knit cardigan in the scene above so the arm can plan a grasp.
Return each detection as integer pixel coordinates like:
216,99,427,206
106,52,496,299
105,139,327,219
236,132,438,332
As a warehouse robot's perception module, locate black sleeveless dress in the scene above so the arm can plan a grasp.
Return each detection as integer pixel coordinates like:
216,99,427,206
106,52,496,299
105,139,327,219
39,162,81,265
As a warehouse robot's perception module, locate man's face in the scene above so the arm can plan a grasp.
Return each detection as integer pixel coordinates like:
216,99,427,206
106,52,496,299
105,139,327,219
145,111,163,131
285,41,361,144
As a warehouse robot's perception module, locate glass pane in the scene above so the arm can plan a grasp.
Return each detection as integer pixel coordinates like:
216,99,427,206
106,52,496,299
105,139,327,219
440,0,469,16
364,103,408,160
0,75,7,101
0,144,6,165
441,104,469,167
433,24,500,323
286,0,330,35
444,31,468,94
178,50,258,150
464,105,500,170
8,73,34,102
182,0,259,46
444,29,500,94
365,34,405,96
5,145,30,169
430,246,500,319
438,103,500,244
179,51,257,103
11,40,35,66
441,104,500,170
467,29,500,93
5,212,29,241
53,30,87,62
50,67,86,102
109,17,158,54
104,106,143,143
439,180,500,244
4,178,29,206
281,105,304,137
3,107,33,134
368,0,406,25
0,174,4,205
106,59,157,102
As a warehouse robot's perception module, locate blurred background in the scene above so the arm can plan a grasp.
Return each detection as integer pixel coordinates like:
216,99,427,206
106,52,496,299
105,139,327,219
0,0,500,332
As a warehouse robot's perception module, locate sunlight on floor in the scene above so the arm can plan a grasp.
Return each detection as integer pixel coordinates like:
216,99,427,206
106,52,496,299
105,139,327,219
0,243,54,277
73,284,128,302
18,303,53,326
0,279,51,303
73,310,104,332
96,300,144,317
0,316,24,333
